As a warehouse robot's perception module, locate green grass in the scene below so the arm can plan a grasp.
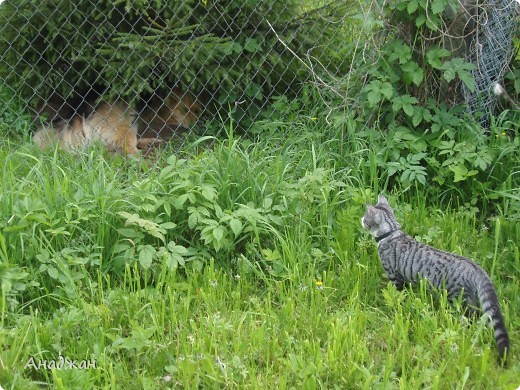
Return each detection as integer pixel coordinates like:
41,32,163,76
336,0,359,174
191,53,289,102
0,120,519,389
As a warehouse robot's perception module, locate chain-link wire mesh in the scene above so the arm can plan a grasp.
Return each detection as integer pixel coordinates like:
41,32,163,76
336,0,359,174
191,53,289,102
463,0,520,125
0,0,518,155
0,0,357,154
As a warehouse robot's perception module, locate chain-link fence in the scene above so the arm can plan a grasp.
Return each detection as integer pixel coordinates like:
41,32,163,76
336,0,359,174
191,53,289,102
0,0,357,154
463,0,519,126
0,0,518,154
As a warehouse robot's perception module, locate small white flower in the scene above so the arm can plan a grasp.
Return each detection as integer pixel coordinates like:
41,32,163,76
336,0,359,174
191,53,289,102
187,335,195,344
209,279,217,287
493,83,505,96
234,274,241,280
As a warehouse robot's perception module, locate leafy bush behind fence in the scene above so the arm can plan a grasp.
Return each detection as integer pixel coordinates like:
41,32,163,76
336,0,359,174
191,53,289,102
0,0,356,138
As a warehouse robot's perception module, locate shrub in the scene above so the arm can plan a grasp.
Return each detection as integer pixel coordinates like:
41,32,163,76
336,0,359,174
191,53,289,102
317,0,520,206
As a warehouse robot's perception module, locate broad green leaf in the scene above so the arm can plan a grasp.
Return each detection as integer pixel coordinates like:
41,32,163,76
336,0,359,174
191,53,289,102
380,82,394,99
160,222,177,230
45,265,59,279
229,218,243,238
415,14,426,27
442,58,476,91
188,211,200,229
426,48,451,69
449,164,478,182
117,227,145,239
117,228,144,239
174,194,189,209
473,150,493,170
167,242,188,255
388,43,412,64
112,243,133,255
407,0,419,14
416,172,426,185
364,80,383,107
138,245,155,269
262,248,282,261
363,80,394,107
457,69,476,92
431,0,447,14
213,226,225,242
391,95,419,116
412,107,432,127
401,61,424,86
366,88,382,107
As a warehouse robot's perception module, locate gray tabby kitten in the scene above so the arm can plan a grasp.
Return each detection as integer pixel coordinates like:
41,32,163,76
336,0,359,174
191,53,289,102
361,195,510,361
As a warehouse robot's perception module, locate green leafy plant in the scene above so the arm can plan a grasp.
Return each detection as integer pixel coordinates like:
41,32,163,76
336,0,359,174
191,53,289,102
335,0,520,203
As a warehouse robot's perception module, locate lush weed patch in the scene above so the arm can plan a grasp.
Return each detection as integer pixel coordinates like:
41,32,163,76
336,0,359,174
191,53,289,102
0,119,518,388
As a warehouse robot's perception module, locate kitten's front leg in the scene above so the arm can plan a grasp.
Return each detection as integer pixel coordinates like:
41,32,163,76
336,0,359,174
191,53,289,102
386,271,405,290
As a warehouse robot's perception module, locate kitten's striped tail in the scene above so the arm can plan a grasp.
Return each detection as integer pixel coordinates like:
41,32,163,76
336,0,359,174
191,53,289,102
477,278,510,363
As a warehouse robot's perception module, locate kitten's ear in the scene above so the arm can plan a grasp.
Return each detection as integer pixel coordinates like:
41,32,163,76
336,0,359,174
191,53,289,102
377,195,389,206
365,204,377,214
366,204,382,222
366,203,377,214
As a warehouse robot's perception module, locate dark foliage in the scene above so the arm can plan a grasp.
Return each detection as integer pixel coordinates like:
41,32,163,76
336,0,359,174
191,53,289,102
0,0,350,120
